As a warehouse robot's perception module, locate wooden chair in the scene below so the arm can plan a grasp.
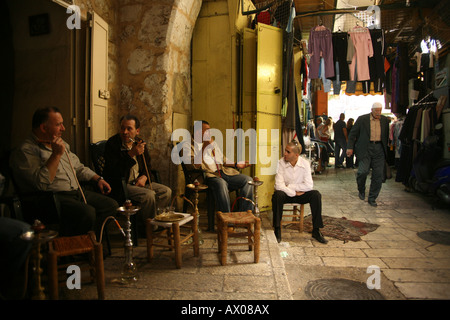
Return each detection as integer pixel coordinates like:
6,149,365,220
216,211,260,266
8,160,61,230
47,231,105,300
145,213,199,269
281,203,305,233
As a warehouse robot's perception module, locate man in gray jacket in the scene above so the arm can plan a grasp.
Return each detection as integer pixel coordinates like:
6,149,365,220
346,102,390,207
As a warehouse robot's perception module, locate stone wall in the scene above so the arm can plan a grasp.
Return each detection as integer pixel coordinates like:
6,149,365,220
116,0,202,192
74,0,202,195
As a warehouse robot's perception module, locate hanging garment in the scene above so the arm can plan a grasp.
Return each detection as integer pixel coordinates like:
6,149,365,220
308,26,334,79
333,61,341,95
393,118,404,159
347,35,355,63
348,26,373,81
397,43,409,114
300,55,308,94
396,105,421,184
257,11,271,25
368,28,385,92
331,32,350,81
319,58,332,93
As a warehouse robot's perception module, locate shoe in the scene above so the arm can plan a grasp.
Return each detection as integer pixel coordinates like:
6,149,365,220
368,200,377,207
358,192,365,200
274,228,281,243
312,229,328,244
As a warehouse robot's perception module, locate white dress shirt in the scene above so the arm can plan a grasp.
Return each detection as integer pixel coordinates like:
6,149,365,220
274,156,313,197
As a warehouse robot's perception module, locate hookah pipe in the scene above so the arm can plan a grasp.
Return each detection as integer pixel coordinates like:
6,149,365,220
129,136,153,190
231,177,262,216
231,196,257,213
99,215,126,244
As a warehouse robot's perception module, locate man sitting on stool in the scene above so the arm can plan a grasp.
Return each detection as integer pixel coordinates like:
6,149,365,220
271,141,327,244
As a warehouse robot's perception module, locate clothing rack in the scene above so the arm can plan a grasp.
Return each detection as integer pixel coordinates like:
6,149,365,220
415,91,433,103
412,91,437,106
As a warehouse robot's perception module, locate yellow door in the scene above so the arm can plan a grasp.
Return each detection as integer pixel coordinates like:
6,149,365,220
255,24,283,211
192,1,233,134
89,12,109,143
240,27,257,178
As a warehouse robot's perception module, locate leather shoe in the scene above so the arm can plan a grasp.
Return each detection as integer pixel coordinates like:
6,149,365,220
274,228,281,243
368,200,377,207
312,229,328,244
358,192,365,200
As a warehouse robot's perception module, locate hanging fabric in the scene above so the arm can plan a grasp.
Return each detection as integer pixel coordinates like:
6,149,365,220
331,31,350,81
308,25,334,80
368,28,385,93
348,24,373,82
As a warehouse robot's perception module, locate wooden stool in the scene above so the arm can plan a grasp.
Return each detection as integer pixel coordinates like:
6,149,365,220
216,210,261,266
145,213,199,269
281,203,305,232
47,231,105,300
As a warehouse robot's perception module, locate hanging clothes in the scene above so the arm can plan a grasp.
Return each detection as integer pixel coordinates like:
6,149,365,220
300,55,308,94
331,31,350,81
257,11,271,25
308,26,334,79
396,99,439,186
367,28,385,93
348,25,373,81
393,118,404,164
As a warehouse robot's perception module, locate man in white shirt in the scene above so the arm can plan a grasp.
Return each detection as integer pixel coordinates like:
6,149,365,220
272,141,327,244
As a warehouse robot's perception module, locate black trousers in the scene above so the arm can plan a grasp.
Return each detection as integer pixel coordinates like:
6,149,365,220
56,189,118,237
271,190,324,230
331,32,350,81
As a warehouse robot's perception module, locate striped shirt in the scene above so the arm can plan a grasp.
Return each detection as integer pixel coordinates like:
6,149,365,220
370,114,381,141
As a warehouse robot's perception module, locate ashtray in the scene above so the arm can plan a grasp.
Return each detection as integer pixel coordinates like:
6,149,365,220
155,213,185,222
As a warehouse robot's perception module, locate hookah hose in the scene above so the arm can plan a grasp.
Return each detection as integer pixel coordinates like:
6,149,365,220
99,216,126,244
231,196,254,212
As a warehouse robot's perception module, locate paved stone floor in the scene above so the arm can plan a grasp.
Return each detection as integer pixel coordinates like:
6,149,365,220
282,165,450,300
57,163,450,302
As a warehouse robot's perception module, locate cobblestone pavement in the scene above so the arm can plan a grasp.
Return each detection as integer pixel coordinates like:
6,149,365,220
57,165,450,301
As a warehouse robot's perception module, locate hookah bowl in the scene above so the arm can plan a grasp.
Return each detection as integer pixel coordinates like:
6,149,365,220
116,205,140,284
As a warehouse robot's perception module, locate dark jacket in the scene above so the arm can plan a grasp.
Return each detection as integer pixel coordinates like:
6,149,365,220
103,133,152,204
347,113,390,160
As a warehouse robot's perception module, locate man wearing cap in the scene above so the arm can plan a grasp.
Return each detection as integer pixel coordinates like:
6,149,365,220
346,102,390,207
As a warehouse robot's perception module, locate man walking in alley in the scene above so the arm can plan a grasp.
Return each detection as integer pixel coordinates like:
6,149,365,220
346,102,390,207
333,113,348,168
